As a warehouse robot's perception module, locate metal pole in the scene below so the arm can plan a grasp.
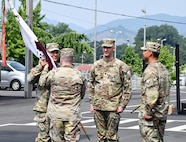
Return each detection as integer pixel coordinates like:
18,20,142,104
171,47,175,71
110,30,121,58
173,47,175,71
175,44,181,114
141,9,146,47
81,54,83,65
161,39,166,47
114,33,116,58
142,9,146,72
93,0,97,62
24,0,33,98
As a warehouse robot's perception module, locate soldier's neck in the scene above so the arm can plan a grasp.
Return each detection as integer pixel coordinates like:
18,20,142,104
61,62,73,67
148,58,158,64
103,56,114,62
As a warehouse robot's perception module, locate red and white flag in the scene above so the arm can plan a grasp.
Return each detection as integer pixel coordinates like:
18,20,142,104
8,0,56,70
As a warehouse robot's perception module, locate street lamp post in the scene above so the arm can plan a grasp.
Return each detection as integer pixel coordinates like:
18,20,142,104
161,39,166,47
80,51,86,65
141,9,147,72
93,0,97,62
171,46,175,71
141,9,146,47
110,30,122,58
157,38,166,47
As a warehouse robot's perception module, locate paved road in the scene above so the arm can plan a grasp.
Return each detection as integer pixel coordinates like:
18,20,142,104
0,87,186,142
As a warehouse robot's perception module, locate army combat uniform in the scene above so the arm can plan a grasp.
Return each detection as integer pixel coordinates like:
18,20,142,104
139,42,171,142
28,64,51,142
39,48,86,142
27,43,60,142
89,58,132,142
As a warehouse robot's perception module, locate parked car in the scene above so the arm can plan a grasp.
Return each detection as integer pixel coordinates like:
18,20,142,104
0,60,25,91
180,74,186,86
173,74,186,86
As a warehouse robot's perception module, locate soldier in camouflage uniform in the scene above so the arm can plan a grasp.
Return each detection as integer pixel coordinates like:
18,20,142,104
39,48,86,142
139,42,171,142
89,38,132,142
27,43,60,142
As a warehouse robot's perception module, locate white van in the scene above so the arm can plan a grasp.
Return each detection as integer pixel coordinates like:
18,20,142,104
0,60,25,91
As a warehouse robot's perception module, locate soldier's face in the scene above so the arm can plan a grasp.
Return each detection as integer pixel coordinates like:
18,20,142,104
102,46,114,57
48,50,59,62
142,50,152,61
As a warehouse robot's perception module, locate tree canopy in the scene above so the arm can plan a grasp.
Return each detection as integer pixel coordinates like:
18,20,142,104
122,46,142,76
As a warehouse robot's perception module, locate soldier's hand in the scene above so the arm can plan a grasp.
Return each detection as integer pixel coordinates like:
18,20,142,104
117,106,123,113
144,113,153,120
90,104,94,113
43,63,49,70
39,58,47,67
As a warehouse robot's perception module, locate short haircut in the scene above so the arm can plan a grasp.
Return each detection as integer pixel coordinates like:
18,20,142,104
152,51,160,58
61,56,73,63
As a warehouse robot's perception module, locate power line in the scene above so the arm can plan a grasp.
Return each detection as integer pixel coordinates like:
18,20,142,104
43,0,186,25
42,8,93,26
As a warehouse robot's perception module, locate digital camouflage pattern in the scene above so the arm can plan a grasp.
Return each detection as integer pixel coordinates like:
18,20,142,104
27,64,50,142
138,61,171,142
89,58,132,111
28,64,49,112
89,58,132,142
39,65,86,141
28,62,60,112
27,42,60,142
141,42,161,53
101,38,115,47
94,110,120,142
49,119,80,142
46,43,59,52
27,62,60,142
34,112,50,142
60,48,74,57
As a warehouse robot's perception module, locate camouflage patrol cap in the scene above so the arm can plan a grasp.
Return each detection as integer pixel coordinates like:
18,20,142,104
46,43,59,52
61,48,74,57
101,38,115,47
141,42,161,53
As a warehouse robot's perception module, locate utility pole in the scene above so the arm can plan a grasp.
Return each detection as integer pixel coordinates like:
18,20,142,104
24,0,33,98
175,44,181,114
141,8,147,72
93,0,97,62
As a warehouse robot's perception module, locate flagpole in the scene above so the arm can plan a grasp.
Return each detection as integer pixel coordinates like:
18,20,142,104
24,0,33,98
1,0,6,67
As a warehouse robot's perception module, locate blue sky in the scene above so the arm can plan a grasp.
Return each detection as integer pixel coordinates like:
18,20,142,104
12,0,186,29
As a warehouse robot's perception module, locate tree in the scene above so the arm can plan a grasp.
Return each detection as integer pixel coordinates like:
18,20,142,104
116,43,128,60
52,32,93,63
122,46,142,76
159,46,175,81
53,32,93,53
46,22,73,37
